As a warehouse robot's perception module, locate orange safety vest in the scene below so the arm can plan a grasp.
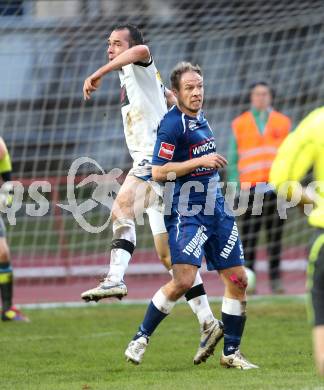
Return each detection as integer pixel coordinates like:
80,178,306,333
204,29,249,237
232,110,291,188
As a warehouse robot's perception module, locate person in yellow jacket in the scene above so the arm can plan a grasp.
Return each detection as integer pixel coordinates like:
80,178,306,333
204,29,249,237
227,81,291,293
269,106,324,376
0,137,29,322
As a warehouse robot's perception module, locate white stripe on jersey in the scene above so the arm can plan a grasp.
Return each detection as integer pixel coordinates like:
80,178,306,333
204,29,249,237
181,113,186,133
176,209,181,241
118,59,168,164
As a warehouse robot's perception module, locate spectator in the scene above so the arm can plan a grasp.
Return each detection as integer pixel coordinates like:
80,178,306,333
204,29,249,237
227,81,291,293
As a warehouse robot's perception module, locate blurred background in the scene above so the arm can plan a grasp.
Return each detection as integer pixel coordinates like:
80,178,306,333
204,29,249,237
0,0,323,304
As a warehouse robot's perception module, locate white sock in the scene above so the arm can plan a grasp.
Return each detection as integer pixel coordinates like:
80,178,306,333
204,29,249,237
107,218,136,283
152,288,176,314
221,297,243,315
185,271,215,329
108,249,131,283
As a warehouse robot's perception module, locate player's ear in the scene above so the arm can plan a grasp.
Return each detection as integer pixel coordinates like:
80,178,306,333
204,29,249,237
172,88,179,98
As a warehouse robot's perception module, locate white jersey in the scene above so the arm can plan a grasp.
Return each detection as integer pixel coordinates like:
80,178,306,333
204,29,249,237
118,58,168,165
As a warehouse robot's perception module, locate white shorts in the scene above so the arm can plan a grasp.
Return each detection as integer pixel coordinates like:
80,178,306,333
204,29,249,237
129,157,166,235
128,157,152,181
128,157,164,200
146,207,167,236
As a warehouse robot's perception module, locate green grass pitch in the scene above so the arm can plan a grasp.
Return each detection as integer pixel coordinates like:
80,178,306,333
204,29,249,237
2,297,323,390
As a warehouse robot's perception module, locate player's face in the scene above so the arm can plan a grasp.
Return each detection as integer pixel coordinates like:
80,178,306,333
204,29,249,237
107,29,130,61
175,71,204,116
250,85,272,111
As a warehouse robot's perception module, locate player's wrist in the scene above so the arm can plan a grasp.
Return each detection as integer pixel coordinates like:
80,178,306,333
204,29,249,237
94,64,110,79
93,70,103,79
194,156,205,169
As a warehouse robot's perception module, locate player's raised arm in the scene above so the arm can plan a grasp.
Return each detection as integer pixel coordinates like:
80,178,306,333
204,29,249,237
83,45,150,100
83,25,150,100
165,88,177,108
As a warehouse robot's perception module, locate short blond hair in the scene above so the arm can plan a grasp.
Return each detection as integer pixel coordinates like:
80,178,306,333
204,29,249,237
170,62,202,91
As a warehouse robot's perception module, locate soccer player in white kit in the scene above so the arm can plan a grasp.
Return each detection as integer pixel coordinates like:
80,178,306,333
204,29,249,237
81,25,223,364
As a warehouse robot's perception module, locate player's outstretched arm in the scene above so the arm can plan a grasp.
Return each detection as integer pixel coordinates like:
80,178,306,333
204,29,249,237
165,88,177,108
152,153,227,182
83,45,150,100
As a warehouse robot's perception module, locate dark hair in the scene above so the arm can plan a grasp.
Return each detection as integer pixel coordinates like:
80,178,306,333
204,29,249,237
113,24,144,47
249,81,273,96
170,62,203,91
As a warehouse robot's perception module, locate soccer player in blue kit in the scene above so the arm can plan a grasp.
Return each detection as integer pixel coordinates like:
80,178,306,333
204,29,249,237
125,62,258,369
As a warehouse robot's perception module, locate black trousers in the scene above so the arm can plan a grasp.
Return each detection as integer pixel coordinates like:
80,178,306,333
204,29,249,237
239,189,285,281
308,229,324,326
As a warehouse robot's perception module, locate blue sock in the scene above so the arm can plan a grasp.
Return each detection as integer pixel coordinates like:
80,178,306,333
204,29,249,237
133,301,168,340
222,311,245,355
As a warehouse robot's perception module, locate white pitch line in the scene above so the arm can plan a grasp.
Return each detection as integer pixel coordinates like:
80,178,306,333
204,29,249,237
0,331,121,343
14,259,308,279
17,294,306,310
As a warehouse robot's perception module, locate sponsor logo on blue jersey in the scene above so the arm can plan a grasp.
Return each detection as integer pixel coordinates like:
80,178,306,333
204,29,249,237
188,119,200,131
189,138,216,176
182,225,208,258
190,138,216,157
220,222,240,259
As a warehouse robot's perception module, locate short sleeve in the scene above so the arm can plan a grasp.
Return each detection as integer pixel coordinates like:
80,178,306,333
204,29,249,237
152,116,181,166
133,56,153,67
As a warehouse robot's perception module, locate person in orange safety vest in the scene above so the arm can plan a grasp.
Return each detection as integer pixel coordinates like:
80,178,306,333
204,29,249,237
227,81,291,294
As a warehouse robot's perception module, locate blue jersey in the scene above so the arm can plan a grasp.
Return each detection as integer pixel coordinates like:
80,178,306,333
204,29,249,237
152,106,244,271
152,105,223,210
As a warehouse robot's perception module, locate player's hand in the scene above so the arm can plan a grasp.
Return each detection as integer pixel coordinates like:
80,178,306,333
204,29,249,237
198,153,228,169
0,182,13,210
83,74,102,100
298,186,317,213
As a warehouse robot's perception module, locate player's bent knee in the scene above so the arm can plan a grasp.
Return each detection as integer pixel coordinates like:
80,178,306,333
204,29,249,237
227,270,248,295
174,277,196,295
172,264,197,296
112,203,133,220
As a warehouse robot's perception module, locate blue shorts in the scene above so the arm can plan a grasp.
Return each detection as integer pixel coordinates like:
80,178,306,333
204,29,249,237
165,198,245,271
